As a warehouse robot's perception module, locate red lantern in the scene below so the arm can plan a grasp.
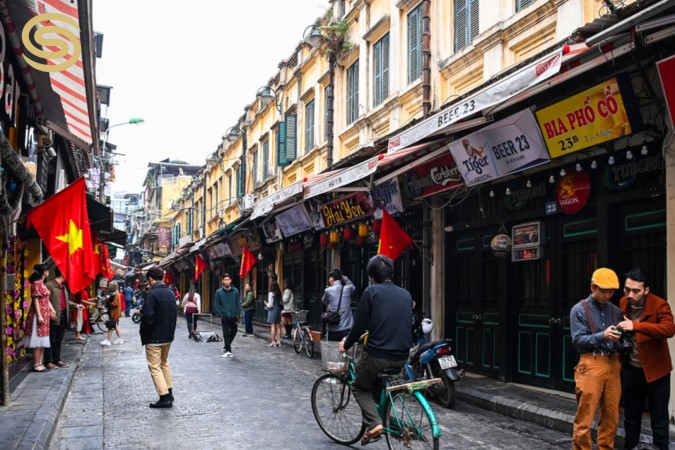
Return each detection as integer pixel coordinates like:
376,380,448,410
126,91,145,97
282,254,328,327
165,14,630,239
319,233,328,246
343,226,355,241
355,236,365,246
372,219,382,233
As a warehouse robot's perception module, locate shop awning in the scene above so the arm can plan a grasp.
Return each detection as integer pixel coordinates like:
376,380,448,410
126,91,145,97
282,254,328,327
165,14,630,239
98,228,127,247
86,195,113,233
303,138,451,199
1,0,98,150
387,42,591,153
251,181,304,220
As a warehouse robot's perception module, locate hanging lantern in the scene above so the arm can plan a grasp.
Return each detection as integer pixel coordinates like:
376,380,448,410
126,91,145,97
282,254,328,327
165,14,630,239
358,222,368,238
343,225,355,241
372,219,382,233
319,233,328,247
329,230,339,243
355,236,365,246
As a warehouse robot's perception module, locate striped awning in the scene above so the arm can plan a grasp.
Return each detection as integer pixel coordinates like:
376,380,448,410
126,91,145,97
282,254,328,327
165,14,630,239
0,0,97,149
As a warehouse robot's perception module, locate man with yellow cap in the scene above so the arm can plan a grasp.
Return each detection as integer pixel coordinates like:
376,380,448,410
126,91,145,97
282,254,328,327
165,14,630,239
570,267,622,450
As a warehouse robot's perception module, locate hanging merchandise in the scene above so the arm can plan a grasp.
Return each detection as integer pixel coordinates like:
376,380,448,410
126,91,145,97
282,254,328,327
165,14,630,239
328,230,339,249
358,222,368,237
372,219,382,233
343,225,355,241
319,232,329,247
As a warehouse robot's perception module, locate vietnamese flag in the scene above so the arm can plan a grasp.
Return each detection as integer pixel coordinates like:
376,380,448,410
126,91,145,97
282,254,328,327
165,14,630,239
377,209,412,261
26,177,97,292
91,234,103,278
100,244,114,281
240,245,257,279
195,254,207,282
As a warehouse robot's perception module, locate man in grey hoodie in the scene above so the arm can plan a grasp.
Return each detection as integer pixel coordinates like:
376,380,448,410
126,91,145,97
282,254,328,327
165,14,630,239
215,273,241,358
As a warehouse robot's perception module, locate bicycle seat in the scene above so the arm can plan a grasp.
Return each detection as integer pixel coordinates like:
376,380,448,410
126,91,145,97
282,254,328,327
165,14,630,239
377,368,402,379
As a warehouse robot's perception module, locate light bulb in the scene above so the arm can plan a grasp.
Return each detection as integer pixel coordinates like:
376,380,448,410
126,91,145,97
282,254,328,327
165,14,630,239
608,155,615,165
489,190,495,198
576,163,582,172
549,175,555,184
591,160,598,169
641,145,648,156
526,179,532,188
505,187,511,196
560,168,567,177
626,150,633,160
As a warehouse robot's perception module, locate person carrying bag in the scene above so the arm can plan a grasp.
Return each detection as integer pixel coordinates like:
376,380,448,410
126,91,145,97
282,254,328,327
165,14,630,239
321,269,355,342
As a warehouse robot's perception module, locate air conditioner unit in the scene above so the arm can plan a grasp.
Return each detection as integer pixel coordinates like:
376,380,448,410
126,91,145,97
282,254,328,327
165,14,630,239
198,227,205,239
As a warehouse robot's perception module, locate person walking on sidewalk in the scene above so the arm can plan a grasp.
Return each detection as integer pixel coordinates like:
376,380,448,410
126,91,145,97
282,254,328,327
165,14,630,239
322,269,354,342
215,273,240,358
44,267,81,369
616,268,675,450
266,280,282,347
180,284,201,339
570,267,622,450
101,282,123,346
23,264,56,373
123,284,134,317
338,255,413,445
281,278,294,339
241,283,255,337
140,267,178,408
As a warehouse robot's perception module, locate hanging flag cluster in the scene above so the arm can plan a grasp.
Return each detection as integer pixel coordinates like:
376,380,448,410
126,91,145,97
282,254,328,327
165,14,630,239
26,178,97,292
240,245,257,279
377,210,413,261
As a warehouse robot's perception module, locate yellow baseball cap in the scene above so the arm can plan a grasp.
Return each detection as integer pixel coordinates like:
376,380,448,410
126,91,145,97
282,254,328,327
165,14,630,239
591,268,619,289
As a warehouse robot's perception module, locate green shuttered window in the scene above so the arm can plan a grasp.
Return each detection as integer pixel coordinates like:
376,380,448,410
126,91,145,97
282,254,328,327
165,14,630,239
374,34,390,106
408,5,423,83
455,0,479,52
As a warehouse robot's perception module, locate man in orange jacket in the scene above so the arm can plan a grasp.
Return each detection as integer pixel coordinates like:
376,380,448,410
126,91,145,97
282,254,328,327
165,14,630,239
617,268,675,450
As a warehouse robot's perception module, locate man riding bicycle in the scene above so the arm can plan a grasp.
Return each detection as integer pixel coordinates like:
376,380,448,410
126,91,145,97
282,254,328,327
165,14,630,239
339,254,414,445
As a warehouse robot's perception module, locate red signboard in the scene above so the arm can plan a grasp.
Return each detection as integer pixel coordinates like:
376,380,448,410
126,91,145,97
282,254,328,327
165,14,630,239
556,170,591,215
402,152,464,199
321,192,373,228
657,55,675,129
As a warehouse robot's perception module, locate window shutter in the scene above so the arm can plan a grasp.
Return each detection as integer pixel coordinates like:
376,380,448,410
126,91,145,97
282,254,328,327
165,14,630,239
374,38,382,106
305,100,315,153
516,0,534,12
237,165,244,198
277,121,288,166
470,0,480,43
408,8,419,83
285,114,297,162
252,151,258,186
454,0,467,51
347,61,359,124
382,34,390,102
324,86,329,139
262,140,269,179
354,61,359,121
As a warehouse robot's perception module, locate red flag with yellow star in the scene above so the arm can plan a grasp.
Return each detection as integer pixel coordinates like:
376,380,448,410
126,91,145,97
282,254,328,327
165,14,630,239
92,234,103,278
26,177,97,292
377,209,412,261
239,245,256,279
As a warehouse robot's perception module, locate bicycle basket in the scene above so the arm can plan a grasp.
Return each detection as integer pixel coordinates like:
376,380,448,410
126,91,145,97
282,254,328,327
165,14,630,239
320,341,349,373
291,310,308,323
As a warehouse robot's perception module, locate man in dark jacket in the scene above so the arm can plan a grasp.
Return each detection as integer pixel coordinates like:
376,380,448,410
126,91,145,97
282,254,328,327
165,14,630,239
339,254,413,445
140,267,177,408
617,268,675,450
44,267,81,369
214,273,240,358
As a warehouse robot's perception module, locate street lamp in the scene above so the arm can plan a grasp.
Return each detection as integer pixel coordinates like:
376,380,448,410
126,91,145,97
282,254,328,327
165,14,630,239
303,24,324,49
99,118,144,202
256,86,282,114
223,126,241,144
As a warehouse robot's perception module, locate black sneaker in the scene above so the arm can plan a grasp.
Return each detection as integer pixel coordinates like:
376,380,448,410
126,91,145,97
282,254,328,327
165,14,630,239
149,394,172,408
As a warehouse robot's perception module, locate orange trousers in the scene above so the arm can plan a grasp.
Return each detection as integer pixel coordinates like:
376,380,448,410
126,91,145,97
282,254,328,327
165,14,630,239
572,353,622,450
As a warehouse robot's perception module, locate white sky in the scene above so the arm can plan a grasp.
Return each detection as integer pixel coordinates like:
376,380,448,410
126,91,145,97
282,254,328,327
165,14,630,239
94,0,330,195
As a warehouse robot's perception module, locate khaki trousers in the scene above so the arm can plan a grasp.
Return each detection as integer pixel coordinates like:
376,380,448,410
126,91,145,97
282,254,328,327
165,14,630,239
572,353,621,450
145,344,172,396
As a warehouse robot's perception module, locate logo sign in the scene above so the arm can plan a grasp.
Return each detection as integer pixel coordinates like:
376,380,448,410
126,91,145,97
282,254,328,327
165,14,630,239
656,55,675,129
602,154,664,191
448,109,549,187
321,192,373,228
536,78,638,158
261,217,283,243
402,153,464,199
556,170,591,215
370,178,404,215
504,181,547,211
275,204,312,237
21,13,81,73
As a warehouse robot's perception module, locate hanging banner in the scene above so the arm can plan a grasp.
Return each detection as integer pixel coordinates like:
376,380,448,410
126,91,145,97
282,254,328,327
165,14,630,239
321,192,373,228
402,152,463,199
369,178,404,216
275,204,313,237
158,227,171,250
536,77,641,158
261,216,284,243
448,109,550,187
657,55,675,129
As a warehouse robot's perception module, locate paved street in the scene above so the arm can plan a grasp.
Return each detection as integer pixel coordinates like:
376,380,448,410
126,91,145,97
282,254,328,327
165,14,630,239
49,315,572,449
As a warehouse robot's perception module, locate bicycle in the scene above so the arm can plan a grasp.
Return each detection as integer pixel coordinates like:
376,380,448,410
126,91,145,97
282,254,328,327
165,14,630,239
311,337,441,449
291,310,314,358
89,297,110,332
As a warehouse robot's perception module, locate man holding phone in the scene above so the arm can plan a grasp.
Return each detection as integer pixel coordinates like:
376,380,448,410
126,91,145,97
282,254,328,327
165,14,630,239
570,267,622,450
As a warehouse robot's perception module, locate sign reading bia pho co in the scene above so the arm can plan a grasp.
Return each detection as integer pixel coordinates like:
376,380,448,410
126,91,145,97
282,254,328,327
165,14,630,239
448,109,550,187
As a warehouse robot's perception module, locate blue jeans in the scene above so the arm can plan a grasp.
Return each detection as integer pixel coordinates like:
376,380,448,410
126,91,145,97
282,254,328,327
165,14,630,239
124,301,132,317
244,310,254,334
185,313,198,335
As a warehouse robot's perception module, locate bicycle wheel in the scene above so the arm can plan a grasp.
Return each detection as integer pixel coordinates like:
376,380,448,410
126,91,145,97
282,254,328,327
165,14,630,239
95,314,107,332
303,328,315,358
293,326,303,354
384,391,439,450
311,373,365,445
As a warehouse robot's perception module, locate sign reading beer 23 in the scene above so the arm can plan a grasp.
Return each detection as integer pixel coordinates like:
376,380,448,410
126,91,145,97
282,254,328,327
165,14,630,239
535,78,634,158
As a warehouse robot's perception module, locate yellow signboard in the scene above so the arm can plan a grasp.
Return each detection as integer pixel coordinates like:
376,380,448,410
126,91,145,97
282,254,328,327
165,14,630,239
535,78,632,158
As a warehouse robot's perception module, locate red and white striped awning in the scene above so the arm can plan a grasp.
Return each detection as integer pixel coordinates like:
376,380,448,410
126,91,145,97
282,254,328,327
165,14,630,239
0,0,96,149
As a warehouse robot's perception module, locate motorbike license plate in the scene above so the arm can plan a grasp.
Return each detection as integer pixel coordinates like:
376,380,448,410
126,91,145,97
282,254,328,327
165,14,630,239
438,355,457,369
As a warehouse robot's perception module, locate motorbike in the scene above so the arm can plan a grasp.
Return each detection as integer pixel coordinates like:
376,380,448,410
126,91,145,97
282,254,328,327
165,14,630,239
132,304,142,324
405,317,464,409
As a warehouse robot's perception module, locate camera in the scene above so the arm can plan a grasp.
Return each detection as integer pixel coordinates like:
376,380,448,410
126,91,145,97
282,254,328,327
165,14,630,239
616,326,633,353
